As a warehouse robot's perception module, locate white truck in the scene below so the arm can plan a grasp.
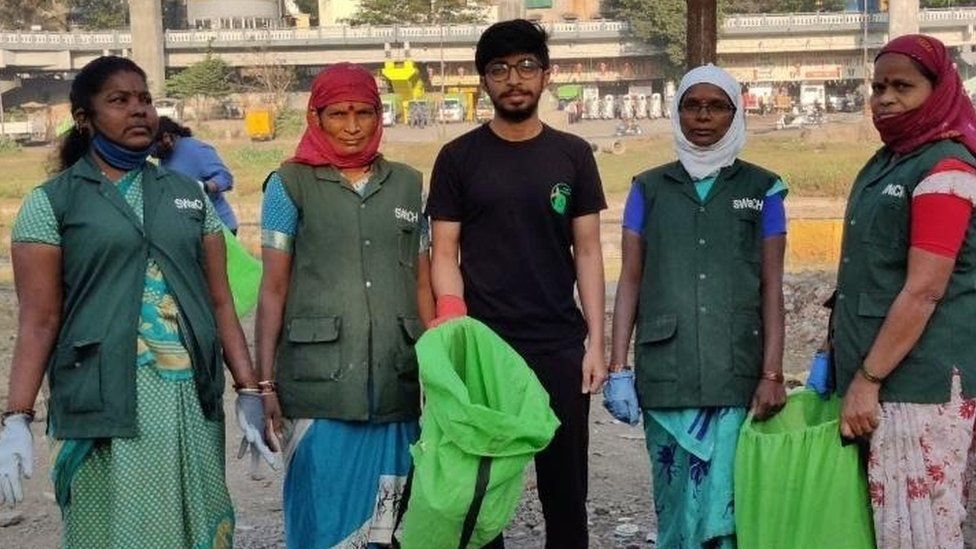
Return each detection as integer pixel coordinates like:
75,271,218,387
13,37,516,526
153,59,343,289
0,118,45,143
799,83,826,111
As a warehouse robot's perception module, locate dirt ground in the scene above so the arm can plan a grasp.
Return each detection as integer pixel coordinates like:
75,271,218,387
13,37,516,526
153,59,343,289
0,269,835,548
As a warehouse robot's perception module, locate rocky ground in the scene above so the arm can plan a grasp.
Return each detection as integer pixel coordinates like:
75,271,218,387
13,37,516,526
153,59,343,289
0,271,836,548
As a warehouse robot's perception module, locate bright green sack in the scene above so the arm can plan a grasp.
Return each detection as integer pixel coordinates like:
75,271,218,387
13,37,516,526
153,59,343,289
222,228,262,317
734,391,875,549
398,317,560,549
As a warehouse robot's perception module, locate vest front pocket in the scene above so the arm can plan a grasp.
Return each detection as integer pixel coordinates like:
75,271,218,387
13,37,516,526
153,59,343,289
731,311,763,378
286,316,344,381
734,212,761,263
53,340,104,413
636,314,678,381
395,316,424,382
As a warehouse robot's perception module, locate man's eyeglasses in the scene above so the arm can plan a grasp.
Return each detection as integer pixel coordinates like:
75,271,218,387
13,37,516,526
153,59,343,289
678,101,736,117
485,59,544,82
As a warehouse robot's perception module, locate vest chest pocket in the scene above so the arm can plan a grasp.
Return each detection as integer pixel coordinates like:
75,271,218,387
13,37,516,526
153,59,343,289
734,211,762,263
731,312,763,378
287,316,344,381
52,340,104,413
636,314,678,382
861,189,909,249
397,221,417,268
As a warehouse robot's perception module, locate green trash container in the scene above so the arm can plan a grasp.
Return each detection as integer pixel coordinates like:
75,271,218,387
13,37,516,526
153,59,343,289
398,317,560,549
735,391,875,549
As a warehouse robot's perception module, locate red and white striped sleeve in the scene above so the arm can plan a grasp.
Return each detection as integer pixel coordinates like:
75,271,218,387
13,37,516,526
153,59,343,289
910,158,976,258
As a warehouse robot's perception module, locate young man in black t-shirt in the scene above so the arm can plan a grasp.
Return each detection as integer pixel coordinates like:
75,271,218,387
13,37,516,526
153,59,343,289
426,19,607,549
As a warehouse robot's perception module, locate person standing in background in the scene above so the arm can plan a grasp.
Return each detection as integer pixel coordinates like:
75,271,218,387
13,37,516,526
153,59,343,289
154,116,239,234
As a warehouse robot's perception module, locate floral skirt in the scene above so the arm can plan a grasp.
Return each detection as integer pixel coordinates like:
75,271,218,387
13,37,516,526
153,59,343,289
868,374,976,549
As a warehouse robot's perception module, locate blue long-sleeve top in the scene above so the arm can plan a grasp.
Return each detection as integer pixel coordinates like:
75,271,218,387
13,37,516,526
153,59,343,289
162,136,238,230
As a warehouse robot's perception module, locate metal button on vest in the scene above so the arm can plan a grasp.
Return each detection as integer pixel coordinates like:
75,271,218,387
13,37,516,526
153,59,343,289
842,256,849,263
698,238,706,245
699,273,706,280
699,206,706,213
365,281,372,288
699,306,707,313
360,203,366,209
364,239,371,246
850,219,856,226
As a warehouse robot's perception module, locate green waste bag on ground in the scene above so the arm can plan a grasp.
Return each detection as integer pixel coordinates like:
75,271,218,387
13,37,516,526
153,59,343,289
735,391,875,549
398,317,560,549
223,228,261,317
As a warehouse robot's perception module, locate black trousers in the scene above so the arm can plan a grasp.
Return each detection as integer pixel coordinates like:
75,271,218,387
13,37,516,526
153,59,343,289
484,345,590,549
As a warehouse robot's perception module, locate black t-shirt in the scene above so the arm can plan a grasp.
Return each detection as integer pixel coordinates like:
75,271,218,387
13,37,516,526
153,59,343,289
426,124,607,351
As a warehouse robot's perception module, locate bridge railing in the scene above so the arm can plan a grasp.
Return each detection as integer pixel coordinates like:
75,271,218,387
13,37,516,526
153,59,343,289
1,8,973,50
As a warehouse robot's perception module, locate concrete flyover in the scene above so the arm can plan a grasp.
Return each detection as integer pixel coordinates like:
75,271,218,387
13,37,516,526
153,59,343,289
0,8,973,74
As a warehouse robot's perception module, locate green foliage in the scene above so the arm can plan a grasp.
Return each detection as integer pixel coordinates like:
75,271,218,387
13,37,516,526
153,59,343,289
0,137,21,155
69,0,127,29
165,53,235,100
605,0,686,78
274,108,305,139
294,0,318,17
0,0,64,30
350,0,486,25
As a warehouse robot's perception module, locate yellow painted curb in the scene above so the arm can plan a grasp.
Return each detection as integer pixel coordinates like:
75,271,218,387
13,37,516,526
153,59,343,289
786,219,844,270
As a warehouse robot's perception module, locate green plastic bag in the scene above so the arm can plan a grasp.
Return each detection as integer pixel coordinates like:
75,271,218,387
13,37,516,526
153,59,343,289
398,317,560,549
734,391,875,549
222,228,262,317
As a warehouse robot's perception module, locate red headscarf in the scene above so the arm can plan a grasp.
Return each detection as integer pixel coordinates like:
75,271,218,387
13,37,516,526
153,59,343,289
289,63,383,168
873,34,976,156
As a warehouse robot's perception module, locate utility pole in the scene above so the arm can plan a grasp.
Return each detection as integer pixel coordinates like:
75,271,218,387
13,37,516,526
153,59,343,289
686,0,717,70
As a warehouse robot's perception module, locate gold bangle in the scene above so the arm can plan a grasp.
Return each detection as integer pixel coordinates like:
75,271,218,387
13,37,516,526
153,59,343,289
859,365,883,384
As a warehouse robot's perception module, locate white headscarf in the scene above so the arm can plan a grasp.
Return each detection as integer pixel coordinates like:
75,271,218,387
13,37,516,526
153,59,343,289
669,64,746,180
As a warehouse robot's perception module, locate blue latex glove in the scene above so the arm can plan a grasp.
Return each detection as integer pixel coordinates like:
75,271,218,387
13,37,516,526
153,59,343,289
806,351,834,399
602,370,641,426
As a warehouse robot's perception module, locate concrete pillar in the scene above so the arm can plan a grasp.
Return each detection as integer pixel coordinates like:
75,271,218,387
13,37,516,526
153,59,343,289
128,0,166,98
496,0,526,22
887,0,919,39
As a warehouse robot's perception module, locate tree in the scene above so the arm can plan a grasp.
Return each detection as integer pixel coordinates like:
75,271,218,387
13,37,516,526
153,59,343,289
922,0,976,6
242,52,297,114
349,0,486,25
0,0,67,30
69,0,127,29
165,53,235,119
604,0,686,78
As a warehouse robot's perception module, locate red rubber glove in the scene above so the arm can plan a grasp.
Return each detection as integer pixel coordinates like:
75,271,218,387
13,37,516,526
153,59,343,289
429,295,467,328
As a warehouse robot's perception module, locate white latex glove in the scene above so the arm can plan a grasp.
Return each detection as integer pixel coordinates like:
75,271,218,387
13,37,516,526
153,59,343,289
235,394,278,471
0,414,33,505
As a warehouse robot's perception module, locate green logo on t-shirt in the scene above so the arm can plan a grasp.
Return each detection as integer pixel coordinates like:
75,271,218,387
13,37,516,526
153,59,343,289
550,183,571,215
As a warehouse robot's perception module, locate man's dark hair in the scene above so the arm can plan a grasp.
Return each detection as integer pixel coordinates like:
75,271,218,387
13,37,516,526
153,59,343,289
158,116,193,138
475,19,550,76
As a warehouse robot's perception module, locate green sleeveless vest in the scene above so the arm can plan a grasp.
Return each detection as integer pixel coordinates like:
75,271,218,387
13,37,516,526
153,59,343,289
275,158,424,421
833,140,976,403
44,156,223,439
633,160,781,408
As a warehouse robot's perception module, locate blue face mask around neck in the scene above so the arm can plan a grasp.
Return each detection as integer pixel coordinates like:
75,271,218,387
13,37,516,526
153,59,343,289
91,132,152,171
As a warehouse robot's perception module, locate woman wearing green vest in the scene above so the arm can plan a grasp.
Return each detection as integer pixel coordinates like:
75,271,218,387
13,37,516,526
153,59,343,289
609,64,788,547
0,56,274,547
255,63,433,548
832,35,976,548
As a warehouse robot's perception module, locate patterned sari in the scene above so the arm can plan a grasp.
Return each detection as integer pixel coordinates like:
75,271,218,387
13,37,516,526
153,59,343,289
13,169,234,548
